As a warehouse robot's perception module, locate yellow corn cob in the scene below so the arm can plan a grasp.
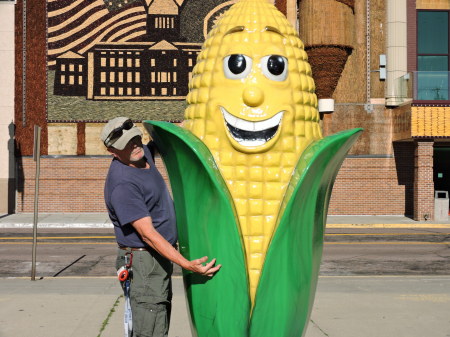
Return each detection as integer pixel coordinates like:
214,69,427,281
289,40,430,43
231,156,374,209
183,0,322,305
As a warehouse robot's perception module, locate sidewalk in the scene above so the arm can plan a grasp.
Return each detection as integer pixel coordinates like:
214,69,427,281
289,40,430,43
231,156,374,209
1,213,449,228
1,275,449,337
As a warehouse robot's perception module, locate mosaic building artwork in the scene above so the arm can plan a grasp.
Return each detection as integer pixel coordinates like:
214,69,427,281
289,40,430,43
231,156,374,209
47,0,236,122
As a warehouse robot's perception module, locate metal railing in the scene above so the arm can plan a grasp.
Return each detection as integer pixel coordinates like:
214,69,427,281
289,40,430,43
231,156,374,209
395,71,450,102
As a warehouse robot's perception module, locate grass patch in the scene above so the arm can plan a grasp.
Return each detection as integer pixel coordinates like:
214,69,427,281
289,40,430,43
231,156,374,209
97,294,122,337
47,71,187,122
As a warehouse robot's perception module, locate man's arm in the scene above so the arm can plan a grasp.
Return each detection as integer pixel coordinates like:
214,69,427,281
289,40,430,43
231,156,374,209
131,216,221,277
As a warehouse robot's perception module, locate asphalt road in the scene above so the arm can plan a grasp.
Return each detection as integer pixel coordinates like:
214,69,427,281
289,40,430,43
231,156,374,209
1,227,450,278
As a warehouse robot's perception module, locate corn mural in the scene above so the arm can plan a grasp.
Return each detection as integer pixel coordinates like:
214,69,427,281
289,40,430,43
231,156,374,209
144,0,361,335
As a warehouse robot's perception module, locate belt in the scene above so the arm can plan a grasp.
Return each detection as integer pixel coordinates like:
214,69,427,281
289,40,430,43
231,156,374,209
119,246,148,251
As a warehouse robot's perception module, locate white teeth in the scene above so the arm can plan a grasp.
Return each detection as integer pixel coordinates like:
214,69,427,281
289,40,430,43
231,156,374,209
220,107,283,132
239,139,266,147
220,107,284,147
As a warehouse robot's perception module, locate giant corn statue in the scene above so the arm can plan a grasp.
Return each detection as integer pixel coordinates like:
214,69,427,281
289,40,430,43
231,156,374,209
144,0,361,335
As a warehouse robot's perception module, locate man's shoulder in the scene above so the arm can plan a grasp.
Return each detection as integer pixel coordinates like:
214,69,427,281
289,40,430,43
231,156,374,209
105,160,132,188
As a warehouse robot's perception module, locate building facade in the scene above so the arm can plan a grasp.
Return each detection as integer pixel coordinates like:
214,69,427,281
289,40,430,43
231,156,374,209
297,0,450,221
4,0,450,220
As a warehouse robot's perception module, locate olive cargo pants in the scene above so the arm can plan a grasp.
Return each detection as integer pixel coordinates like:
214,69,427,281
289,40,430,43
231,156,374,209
116,248,173,337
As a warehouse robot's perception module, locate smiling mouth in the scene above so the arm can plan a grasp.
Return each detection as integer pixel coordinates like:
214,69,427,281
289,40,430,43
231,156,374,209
220,107,283,147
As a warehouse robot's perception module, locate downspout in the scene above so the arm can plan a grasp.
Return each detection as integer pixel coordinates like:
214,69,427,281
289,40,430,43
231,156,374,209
366,0,371,108
385,0,407,106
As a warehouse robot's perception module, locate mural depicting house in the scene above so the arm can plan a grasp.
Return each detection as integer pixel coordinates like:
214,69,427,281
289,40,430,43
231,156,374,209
52,0,201,100
53,51,87,96
84,40,199,100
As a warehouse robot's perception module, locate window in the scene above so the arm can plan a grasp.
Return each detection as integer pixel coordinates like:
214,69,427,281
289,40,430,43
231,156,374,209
417,11,449,100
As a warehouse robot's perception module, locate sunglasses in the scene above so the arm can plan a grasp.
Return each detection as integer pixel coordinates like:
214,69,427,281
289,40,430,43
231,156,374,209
104,119,134,147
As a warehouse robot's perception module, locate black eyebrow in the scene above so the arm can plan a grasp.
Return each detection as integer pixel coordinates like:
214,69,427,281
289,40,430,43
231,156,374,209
224,26,245,36
265,26,285,37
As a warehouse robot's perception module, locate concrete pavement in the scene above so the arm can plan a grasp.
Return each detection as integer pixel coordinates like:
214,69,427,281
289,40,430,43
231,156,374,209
1,213,450,336
1,213,450,228
1,275,450,337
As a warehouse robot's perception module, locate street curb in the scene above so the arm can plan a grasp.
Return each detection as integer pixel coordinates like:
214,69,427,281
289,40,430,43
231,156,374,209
1,223,449,229
326,223,450,229
0,223,114,229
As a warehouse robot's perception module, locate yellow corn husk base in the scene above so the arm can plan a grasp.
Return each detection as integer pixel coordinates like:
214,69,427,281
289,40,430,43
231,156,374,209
183,0,322,304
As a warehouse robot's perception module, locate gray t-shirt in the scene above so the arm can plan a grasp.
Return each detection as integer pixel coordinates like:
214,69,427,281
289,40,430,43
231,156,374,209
104,145,177,247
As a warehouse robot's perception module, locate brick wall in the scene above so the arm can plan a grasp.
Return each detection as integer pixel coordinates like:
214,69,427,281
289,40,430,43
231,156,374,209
407,0,417,72
16,156,170,213
17,146,416,216
413,140,434,220
328,142,415,215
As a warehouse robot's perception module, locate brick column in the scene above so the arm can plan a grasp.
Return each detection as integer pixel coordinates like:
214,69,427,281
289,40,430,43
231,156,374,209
414,140,434,221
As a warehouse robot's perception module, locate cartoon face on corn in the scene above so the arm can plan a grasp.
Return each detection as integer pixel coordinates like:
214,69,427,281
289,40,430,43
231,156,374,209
211,27,292,152
144,0,362,336
185,19,322,155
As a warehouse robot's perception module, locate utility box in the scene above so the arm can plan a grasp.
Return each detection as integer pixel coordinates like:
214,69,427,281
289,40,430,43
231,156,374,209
434,190,449,221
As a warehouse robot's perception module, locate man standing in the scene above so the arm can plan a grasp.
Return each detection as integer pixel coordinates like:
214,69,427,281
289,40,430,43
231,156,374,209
101,117,221,337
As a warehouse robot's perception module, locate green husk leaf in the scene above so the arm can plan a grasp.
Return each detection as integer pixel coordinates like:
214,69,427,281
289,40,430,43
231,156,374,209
250,128,362,337
144,121,251,337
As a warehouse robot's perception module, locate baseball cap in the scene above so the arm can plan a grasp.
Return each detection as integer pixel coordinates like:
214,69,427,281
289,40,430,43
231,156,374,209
101,117,143,150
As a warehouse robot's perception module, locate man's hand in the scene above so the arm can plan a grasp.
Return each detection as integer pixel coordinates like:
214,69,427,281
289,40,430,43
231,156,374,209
131,217,222,277
187,256,221,277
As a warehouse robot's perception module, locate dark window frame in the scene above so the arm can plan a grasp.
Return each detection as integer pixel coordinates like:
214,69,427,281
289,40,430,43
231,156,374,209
414,9,450,103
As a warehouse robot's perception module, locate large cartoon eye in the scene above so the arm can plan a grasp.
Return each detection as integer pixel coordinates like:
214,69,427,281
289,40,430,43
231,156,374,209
223,54,252,79
261,55,288,81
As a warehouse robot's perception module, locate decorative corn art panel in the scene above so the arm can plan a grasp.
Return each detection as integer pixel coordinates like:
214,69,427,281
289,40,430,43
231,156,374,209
412,106,450,137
